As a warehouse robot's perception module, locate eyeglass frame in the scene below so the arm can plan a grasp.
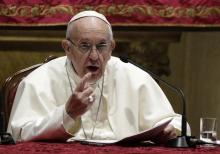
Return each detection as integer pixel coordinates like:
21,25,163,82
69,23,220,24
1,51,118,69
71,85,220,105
67,38,111,54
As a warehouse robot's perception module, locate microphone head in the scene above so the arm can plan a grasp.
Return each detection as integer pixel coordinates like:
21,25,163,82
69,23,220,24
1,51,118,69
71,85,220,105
119,56,129,63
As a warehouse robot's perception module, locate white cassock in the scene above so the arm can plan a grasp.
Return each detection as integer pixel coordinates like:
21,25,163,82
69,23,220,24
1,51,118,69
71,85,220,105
7,56,190,142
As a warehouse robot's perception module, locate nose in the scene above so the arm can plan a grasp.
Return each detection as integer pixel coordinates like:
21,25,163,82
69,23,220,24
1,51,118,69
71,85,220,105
88,46,99,60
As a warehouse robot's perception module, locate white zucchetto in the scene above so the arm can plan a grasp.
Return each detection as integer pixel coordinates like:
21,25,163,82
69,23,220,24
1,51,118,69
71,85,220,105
68,10,110,26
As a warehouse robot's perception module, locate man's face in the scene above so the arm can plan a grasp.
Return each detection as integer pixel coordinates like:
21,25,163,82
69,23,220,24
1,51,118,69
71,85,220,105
63,17,115,83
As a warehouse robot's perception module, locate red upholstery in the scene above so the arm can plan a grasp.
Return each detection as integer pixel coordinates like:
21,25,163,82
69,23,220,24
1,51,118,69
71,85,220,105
0,142,220,154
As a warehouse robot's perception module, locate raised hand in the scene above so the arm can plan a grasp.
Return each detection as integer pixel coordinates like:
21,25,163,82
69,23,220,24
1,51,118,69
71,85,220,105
65,72,96,119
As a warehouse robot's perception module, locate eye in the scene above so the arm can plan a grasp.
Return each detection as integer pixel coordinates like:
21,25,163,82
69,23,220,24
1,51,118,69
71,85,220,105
96,43,107,50
79,43,91,50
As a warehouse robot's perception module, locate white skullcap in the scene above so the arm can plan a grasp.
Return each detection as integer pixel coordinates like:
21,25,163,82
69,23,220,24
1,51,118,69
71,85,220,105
68,10,111,26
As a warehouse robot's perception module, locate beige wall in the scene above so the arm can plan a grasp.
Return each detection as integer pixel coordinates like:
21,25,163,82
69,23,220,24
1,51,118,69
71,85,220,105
167,32,220,138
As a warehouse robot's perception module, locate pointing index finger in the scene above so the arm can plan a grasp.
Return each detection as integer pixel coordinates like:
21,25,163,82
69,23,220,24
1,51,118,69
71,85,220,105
75,72,92,92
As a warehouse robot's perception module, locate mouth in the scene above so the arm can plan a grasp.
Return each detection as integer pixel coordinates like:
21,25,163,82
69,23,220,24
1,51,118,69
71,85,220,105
86,65,100,73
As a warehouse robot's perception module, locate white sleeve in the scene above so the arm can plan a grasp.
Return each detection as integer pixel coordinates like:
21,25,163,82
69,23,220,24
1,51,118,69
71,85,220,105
138,70,191,135
7,80,80,142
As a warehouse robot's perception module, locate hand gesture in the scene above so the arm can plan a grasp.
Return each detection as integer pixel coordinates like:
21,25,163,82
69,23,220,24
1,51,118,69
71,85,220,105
65,72,95,119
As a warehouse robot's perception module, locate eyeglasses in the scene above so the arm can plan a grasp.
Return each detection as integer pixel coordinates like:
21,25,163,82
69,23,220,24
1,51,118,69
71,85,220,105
67,38,110,54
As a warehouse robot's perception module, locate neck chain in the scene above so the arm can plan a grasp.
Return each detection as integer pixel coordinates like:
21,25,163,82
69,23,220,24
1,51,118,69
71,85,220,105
65,59,104,140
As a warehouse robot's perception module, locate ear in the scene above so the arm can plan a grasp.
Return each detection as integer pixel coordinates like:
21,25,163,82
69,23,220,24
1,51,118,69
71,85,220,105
111,39,116,51
107,39,115,60
62,39,71,56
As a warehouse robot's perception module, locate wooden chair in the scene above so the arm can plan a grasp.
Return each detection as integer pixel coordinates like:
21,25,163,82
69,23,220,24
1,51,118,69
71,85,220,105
2,55,57,131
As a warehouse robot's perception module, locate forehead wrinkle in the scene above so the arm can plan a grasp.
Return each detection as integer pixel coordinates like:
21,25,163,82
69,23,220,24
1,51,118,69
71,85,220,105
77,29,110,41
78,28,107,33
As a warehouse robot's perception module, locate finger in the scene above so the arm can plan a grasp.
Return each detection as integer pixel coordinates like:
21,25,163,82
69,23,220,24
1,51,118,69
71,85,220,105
162,125,177,140
153,125,176,143
163,124,175,134
80,87,94,100
75,72,92,92
82,92,96,104
163,130,176,139
169,131,177,139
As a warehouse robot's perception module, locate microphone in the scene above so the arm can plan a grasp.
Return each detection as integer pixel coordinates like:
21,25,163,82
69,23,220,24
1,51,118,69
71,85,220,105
119,56,195,148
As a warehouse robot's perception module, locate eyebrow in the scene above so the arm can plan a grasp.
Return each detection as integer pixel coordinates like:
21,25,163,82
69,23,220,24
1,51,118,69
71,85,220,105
78,38,108,44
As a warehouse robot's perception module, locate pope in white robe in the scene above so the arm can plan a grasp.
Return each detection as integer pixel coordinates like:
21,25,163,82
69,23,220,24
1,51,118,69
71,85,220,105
7,10,190,143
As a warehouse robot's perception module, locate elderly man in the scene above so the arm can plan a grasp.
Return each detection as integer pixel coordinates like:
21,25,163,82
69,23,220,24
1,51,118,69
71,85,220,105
7,10,189,143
